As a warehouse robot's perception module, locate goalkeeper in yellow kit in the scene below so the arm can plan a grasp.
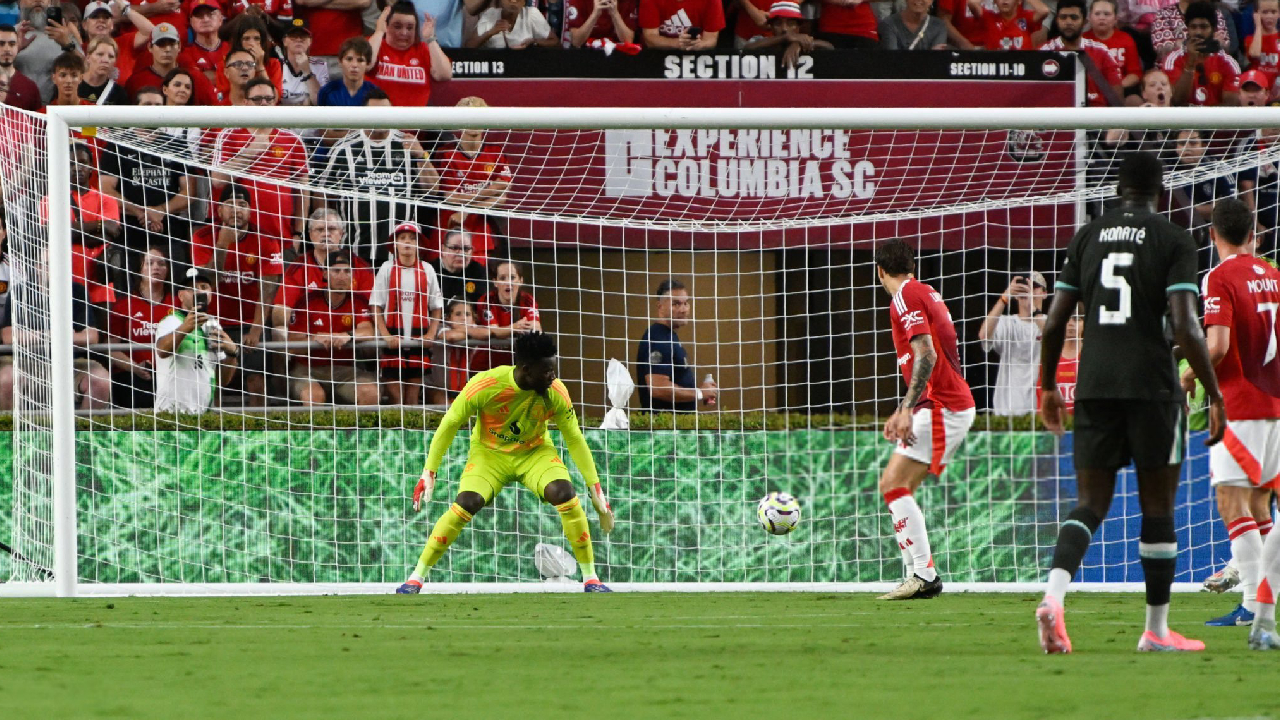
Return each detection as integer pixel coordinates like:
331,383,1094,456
397,332,617,593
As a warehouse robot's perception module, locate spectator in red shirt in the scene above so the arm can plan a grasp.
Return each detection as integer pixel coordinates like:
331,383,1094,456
744,1,832,68
285,250,378,406
475,259,540,367
219,45,255,104
1038,0,1122,106
190,183,285,406
294,0,369,72
815,0,878,49
107,244,175,408
90,1,158,84
1151,0,1230,62
219,11,283,98
730,0,771,47
1083,0,1140,94
0,24,41,110
272,206,375,333
1246,0,1280,93
179,0,228,86
638,0,723,49
1239,68,1270,106
1164,1,1240,107
130,0,186,39
970,0,1048,50
431,298,488,398
212,77,309,247
564,0,637,47
369,1,451,107
936,0,979,49
125,22,219,103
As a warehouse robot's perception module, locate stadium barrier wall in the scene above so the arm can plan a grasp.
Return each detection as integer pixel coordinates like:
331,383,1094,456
0,429,1226,587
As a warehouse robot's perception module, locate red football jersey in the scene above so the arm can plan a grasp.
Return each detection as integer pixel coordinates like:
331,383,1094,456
937,0,984,46
288,291,372,366
1040,37,1122,106
1084,29,1143,80
1037,352,1079,413
370,42,433,107
1246,32,1280,88
179,40,230,80
637,0,725,36
1202,254,1280,421
109,293,175,365
213,128,308,243
298,6,366,57
190,225,285,327
279,253,375,312
1163,48,1242,106
889,278,974,412
980,8,1037,50
564,0,640,43
476,290,540,328
438,144,514,197
816,0,877,39
132,0,186,39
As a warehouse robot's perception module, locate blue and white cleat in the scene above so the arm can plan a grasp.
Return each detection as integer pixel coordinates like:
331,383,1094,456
1205,604,1254,626
583,579,613,593
1249,623,1279,650
396,580,423,594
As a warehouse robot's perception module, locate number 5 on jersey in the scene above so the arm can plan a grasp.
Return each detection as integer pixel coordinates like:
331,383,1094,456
1100,252,1134,325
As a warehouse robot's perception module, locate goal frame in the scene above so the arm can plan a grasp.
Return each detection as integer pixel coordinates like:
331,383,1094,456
26,105,1280,598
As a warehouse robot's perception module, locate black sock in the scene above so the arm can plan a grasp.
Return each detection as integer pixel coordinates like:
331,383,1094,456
1051,506,1103,575
1139,516,1177,607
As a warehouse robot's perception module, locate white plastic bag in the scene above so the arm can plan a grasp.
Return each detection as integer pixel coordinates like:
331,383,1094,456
599,358,635,430
534,542,578,581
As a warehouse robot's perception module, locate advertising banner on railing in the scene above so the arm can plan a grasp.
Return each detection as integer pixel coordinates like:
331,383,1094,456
433,50,1083,249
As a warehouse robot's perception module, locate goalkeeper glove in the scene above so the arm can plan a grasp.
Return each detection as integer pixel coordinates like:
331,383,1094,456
590,482,614,534
412,470,436,511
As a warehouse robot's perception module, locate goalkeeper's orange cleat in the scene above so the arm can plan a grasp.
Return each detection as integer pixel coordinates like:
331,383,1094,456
1036,597,1072,654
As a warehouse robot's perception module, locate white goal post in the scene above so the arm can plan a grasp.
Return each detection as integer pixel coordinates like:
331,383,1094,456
9,104,1277,597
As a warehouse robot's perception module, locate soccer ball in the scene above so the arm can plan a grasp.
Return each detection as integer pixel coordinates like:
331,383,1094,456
757,492,802,535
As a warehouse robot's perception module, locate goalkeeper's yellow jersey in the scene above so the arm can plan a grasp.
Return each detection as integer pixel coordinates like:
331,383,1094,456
422,366,601,486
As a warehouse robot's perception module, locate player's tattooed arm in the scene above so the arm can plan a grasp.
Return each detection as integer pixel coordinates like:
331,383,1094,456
900,334,936,411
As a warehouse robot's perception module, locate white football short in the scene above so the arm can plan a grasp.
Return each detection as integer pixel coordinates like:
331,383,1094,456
894,406,977,476
1210,419,1280,488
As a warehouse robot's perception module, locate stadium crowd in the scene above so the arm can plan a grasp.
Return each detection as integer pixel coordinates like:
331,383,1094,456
0,0,1271,410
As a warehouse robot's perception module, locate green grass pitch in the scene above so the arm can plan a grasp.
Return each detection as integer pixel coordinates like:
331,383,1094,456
0,592,1270,720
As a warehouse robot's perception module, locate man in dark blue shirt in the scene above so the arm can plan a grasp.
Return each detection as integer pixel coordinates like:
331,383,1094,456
635,279,717,413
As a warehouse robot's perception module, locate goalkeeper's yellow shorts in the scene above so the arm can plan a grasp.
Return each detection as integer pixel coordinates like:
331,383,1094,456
458,443,572,504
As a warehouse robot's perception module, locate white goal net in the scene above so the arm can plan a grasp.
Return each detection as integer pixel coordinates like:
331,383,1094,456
1,105,1272,595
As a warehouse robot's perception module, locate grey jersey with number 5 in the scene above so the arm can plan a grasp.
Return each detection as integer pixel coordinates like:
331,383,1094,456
1056,205,1199,401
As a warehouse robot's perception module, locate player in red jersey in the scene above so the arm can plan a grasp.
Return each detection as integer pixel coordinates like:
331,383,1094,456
1246,0,1280,91
1180,199,1280,643
970,0,1049,50
368,2,452,107
874,240,976,600
1164,1,1241,107
1084,0,1141,92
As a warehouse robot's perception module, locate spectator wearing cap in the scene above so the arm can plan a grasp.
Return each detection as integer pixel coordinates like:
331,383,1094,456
178,0,228,86
274,16,326,105
638,0,723,49
190,183,284,407
78,36,129,104
15,0,81,103
212,79,309,246
294,0,369,74
430,228,488,305
1151,0,1231,62
371,221,443,406
979,270,1047,416
0,24,41,110
1246,0,1280,93
635,278,717,413
272,206,375,334
1240,69,1271,106
87,0,159,85
879,0,948,50
124,21,220,103
743,2,832,68
285,249,379,406
470,0,558,48
564,0,637,47
369,1,451,107
1038,0,1122,106
153,268,241,414
316,36,379,106
815,0,879,50
1164,0,1240,107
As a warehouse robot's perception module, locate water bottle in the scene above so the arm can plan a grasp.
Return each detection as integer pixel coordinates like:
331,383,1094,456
704,374,716,407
